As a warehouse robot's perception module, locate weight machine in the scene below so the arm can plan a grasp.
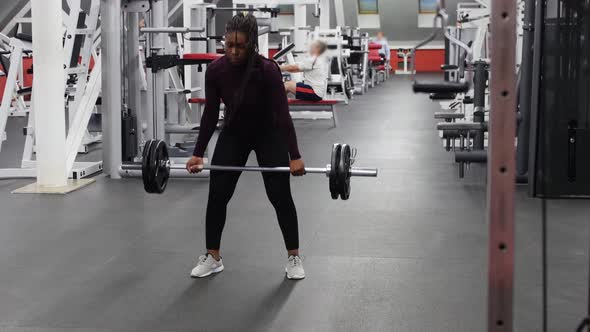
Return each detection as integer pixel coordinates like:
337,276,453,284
0,0,103,181
346,28,370,95
105,0,290,181
311,27,354,103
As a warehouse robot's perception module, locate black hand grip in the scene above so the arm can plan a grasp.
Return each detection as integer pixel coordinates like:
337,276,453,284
273,43,296,60
441,64,458,71
413,81,470,94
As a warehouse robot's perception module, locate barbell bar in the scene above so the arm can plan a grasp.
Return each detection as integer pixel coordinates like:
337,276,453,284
185,165,377,177
119,165,377,177
124,139,378,200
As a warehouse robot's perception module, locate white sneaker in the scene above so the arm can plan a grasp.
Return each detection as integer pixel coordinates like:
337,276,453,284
285,255,305,280
190,254,224,278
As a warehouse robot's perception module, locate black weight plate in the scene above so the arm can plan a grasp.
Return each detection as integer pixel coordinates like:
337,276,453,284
156,140,170,194
142,139,155,193
146,139,160,194
149,139,170,194
329,143,342,200
339,144,352,200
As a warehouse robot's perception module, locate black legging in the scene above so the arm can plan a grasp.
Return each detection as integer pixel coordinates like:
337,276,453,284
205,129,299,251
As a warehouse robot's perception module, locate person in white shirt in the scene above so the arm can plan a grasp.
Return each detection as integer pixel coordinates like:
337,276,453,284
280,40,329,101
373,31,390,62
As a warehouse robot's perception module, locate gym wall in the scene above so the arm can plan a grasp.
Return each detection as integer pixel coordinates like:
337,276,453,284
368,0,472,42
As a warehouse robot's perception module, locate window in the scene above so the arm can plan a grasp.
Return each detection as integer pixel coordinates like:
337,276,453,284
358,0,378,15
419,0,438,14
278,5,294,15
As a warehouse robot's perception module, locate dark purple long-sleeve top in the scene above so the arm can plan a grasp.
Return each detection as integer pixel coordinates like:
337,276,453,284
192,55,301,160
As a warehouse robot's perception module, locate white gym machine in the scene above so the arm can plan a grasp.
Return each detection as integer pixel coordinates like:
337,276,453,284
0,0,103,181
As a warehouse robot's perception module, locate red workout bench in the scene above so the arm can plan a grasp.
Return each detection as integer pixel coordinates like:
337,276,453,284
188,98,343,128
368,43,387,86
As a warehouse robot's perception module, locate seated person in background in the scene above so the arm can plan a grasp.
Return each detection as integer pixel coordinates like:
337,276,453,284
373,31,391,63
280,40,329,102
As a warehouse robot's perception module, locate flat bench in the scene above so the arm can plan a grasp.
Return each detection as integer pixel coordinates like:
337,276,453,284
188,98,343,128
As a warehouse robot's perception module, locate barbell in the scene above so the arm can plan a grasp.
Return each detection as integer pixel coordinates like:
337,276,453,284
128,139,378,200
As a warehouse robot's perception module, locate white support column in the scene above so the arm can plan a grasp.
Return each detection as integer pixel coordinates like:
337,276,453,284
294,4,307,52
319,0,331,29
334,0,346,27
258,33,269,58
30,0,68,187
184,0,204,98
151,0,167,140
191,3,208,98
100,0,123,178
207,9,217,54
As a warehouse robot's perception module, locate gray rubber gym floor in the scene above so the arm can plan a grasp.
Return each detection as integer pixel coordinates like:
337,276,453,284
0,76,589,332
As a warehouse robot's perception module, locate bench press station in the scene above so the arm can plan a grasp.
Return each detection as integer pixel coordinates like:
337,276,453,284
188,98,343,128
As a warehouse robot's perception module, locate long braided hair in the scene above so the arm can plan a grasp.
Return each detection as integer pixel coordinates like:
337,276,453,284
225,13,260,124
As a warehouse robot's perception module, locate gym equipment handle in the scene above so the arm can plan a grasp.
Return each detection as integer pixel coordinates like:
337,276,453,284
440,64,459,71
413,81,470,94
273,43,296,60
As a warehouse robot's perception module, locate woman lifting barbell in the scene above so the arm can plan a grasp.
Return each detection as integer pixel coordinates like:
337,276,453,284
185,13,306,280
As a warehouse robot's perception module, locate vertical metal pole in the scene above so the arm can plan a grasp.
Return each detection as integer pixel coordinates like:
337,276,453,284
319,0,331,29
515,0,535,177
527,0,545,195
294,4,307,52
101,0,123,178
207,7,216,54
31,0,68,187
127,12,143,151
144,15,155,141
488,0,517,331
151,0,166,140
183,0,200,98
189,4,208,100
334,0,346,28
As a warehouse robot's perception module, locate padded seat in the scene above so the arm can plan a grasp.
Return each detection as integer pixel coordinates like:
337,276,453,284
188,98,206,104
368,55,382,63
368,42,382,50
